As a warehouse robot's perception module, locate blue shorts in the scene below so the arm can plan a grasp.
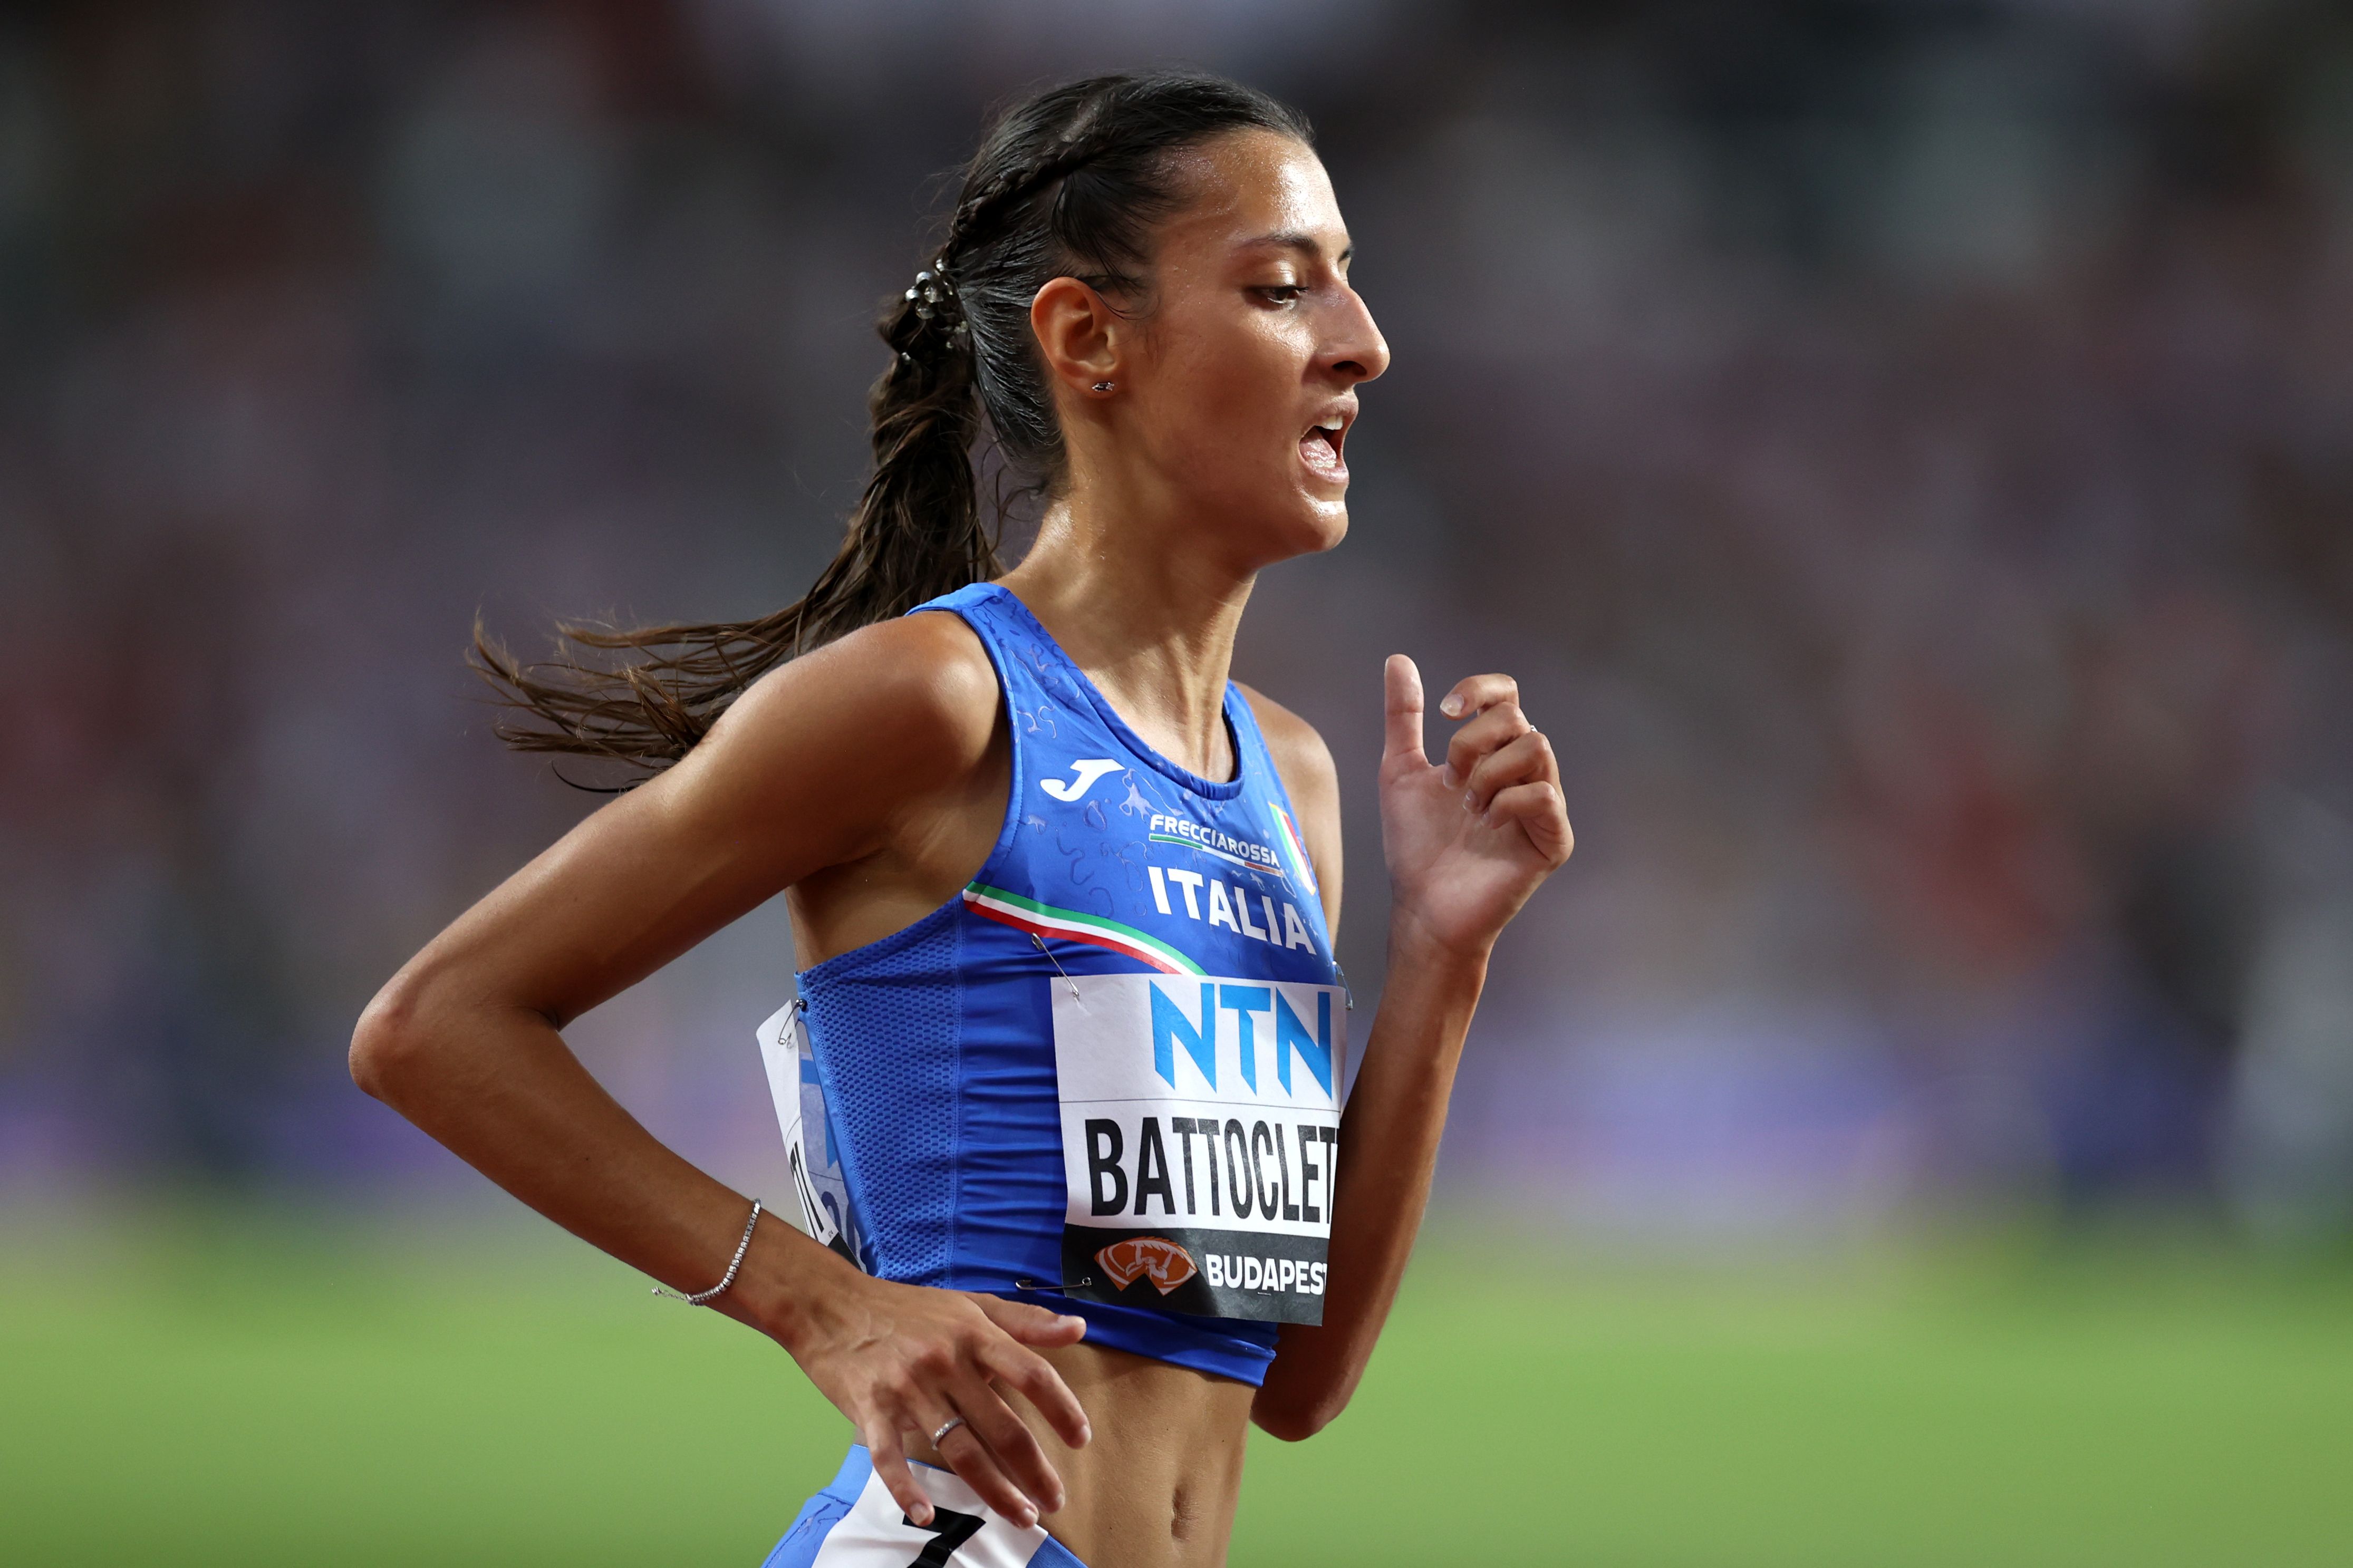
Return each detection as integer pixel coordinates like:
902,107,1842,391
760,1447,1089,1568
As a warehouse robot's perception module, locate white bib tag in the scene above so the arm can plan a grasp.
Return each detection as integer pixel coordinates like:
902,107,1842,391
810,1461,1048,1567
1048,973,1345,1323
757,1000,865,1268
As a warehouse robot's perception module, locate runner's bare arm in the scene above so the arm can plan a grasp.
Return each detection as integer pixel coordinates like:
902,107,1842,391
1251,657,1572,1440
349,612,1089,1529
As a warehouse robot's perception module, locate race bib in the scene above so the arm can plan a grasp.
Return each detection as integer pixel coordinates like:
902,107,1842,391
757,999,866,1270
1050,974,1346,1324
807,1458,1046,1567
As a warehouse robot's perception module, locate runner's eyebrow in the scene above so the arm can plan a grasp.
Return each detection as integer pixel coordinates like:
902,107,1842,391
1238,231,1354,266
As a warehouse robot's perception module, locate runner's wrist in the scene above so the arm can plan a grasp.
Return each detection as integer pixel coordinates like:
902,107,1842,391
717,1212,856,1348
1384,907,1494,981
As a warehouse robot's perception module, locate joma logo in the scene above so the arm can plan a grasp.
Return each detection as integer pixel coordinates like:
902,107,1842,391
1041,759,1122,801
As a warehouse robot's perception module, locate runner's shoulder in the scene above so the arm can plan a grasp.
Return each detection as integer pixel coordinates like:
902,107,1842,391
717,609,1001,779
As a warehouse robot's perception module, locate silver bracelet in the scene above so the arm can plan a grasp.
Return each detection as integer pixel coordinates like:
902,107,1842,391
652,1199,763,1305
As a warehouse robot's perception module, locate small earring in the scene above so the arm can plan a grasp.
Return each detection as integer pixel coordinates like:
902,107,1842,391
1092,381,1114,393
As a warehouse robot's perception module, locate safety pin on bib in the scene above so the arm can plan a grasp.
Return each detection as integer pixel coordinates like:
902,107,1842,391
1030,933,1083,1002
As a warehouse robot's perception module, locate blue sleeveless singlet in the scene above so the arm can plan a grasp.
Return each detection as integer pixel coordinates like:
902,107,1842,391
763,582,1347,1387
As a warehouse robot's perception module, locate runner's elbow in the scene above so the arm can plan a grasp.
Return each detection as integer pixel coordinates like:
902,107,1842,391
1251,1387,1345,1443
349,979,430,1102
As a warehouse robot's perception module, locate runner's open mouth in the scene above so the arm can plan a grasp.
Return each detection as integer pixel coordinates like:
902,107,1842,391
1299,420,1347,475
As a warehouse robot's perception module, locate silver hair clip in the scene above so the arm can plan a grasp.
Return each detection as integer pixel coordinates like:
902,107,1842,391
905,257,959,323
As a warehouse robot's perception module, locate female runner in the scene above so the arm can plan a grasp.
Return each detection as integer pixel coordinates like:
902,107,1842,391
352,72,1571,1567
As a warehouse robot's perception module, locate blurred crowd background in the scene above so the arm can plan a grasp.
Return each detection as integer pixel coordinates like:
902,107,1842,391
6,0,2353,1248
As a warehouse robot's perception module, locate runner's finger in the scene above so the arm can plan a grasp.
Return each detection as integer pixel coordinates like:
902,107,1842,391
970,1295,1087,1350
1437,672,1519,722
929,1409,1038,1528
1441,700,1532,788
1464,730,1556,812
1484,781,1575,865
1383,654,1426,766
866,1426,933,1528
953,1377,1064,1516
977,1335,1093,1448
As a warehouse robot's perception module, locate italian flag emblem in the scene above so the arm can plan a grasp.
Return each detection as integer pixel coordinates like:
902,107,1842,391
961,884,1203,976
1270,802,1319,899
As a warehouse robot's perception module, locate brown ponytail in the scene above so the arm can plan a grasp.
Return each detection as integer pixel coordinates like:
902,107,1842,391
473,72,1311,778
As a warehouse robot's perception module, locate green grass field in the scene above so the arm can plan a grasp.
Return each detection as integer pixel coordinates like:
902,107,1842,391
3,1204,2349,1565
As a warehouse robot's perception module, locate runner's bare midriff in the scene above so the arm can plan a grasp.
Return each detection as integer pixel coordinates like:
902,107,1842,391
911,1339,1256,1568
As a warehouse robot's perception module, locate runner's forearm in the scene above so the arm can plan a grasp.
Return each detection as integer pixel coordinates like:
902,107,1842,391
350,975,850,1340
1252,916,1485,1438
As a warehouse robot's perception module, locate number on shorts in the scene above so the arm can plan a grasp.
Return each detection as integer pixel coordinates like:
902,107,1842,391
899,1508,983,1567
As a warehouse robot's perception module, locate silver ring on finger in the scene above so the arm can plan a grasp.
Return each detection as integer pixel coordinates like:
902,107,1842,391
931,1415,967,1446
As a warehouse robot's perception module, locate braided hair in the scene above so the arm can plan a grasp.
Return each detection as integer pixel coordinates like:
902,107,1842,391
476,72,1313,775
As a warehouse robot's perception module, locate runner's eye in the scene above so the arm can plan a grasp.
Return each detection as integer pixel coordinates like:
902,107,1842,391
1254,285,1305,306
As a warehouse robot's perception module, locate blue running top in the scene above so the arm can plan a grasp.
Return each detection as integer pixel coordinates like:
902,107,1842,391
769,582,1348,1387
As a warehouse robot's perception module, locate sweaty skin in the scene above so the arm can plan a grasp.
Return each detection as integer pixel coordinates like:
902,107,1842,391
352,129,1572,1568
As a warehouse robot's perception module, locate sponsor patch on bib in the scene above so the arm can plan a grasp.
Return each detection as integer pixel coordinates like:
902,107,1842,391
1095,1235,1198,1294
1050,973,1345,1324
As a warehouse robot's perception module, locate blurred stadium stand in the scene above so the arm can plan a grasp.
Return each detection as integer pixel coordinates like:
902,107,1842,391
4,0,2352,1242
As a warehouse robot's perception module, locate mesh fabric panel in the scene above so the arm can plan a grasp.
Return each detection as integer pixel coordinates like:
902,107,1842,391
803,907,961,1285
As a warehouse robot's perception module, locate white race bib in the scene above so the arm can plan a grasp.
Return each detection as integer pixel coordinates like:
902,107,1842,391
757,999,865,1269
1048,974,1345,1323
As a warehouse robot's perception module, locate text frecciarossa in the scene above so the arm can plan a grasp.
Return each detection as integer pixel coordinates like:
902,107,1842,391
1144,814,1287,878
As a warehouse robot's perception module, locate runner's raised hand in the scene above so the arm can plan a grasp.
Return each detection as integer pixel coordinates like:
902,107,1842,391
1378,655,1574,958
